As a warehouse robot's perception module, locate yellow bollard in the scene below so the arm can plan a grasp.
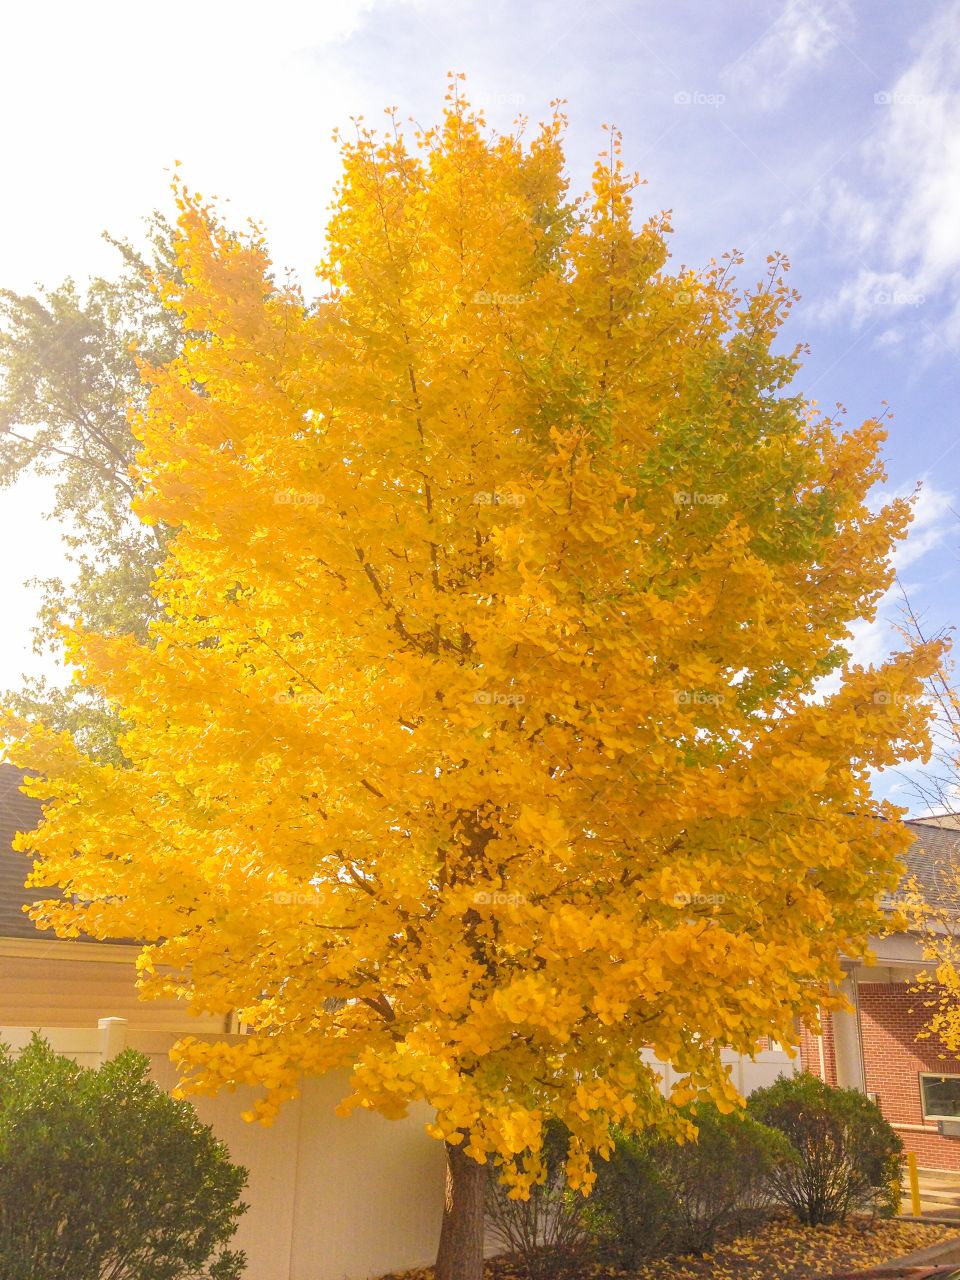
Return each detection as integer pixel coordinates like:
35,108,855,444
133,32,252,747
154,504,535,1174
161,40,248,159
908,1151,922,1217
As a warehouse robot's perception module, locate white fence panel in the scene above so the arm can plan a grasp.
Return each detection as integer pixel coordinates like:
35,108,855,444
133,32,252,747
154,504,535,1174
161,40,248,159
0,1024,101,1069
639,1043,798,1098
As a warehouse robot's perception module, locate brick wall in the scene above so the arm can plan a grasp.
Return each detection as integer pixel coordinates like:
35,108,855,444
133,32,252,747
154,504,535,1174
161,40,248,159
858,982,960,1171
798,1007,838,1086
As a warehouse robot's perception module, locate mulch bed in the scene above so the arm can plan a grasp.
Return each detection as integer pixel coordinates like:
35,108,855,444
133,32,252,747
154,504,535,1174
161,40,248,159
380,1216,959,1280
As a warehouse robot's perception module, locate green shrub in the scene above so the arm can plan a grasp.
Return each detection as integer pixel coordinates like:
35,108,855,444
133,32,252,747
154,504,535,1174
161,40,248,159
655,1103,796,1253
584,1129,677,1267
485,1120,585,1280
583,1105,796,1261
747,1072,902,1226
0,1035,248,1280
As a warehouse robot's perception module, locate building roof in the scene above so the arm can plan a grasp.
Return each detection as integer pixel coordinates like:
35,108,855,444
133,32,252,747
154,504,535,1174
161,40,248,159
911,811,960,830
0,762,58,941
891,818,960,913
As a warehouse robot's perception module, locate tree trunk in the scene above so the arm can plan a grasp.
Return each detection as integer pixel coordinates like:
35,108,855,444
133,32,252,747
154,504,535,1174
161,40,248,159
435,1137,486,1280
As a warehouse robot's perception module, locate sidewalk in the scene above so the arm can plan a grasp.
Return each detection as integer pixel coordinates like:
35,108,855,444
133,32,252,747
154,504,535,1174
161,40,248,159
902,1168,960,1219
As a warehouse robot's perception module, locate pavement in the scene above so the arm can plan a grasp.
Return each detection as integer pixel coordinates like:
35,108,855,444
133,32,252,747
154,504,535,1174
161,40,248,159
901,1168,960,1220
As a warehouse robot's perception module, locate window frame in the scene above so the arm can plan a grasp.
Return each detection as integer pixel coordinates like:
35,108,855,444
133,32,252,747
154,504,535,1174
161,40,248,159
919,1072,960,1122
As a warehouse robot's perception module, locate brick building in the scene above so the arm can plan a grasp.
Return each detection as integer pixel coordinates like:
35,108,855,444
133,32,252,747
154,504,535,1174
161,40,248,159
798,816,960,1171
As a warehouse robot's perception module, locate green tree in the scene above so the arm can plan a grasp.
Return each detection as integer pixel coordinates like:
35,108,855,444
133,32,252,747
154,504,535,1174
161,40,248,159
0,215,181,757
0,1035,247,1280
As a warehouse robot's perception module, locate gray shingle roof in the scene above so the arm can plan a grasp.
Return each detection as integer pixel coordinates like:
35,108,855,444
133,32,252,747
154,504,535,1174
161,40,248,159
894,818,960,911
0,762,57,940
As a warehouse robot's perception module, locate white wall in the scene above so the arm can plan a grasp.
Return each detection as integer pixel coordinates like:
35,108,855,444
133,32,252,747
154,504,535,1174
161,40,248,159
288,1075,446,1280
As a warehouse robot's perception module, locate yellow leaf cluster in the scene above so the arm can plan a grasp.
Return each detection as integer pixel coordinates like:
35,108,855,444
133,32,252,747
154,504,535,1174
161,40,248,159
2,84,942,1194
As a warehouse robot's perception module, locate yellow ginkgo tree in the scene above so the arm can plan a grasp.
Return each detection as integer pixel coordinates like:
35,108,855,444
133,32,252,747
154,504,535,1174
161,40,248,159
3,82,942,1280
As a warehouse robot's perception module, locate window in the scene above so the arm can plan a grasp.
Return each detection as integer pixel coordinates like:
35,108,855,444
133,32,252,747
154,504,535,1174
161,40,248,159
919,1073,960,1121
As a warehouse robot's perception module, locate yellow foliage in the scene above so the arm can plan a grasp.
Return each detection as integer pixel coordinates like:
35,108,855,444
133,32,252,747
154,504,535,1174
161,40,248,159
2,82,943,1194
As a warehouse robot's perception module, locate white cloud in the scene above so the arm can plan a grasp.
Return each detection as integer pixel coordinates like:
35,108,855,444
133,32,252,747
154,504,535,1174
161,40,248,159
812,0,960,344
891,480,956,571
842,478,956,676
722,0,853,110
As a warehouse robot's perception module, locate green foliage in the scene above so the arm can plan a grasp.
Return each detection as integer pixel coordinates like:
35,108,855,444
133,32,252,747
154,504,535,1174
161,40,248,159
584,1129,676,1267
747,1072,903,1226
560,1100,793,1269
485,1120,586,1280
655,1103,796,1253
583,1106,795,1264
0,1035,247,1280
0,215,180,757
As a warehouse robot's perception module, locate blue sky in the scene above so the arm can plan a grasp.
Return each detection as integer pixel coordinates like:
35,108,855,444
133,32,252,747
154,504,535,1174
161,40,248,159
1,0,957,807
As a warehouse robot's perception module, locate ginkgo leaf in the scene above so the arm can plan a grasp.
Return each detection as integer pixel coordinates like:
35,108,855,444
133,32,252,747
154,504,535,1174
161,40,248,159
1,84,943,1206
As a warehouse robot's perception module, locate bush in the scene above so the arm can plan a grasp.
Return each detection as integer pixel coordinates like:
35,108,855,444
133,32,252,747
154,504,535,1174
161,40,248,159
585,1107,794,1262
655,1103,796,1253
485,1120,585,1280
748,1072,902,1226
584,1129,677,1267
0,1035,248,1280
489,1097,813,1273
